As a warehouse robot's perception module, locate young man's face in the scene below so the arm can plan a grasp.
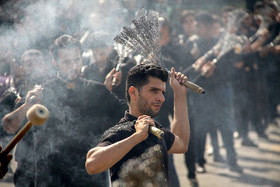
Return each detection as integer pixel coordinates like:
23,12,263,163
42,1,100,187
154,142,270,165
212,22,221,37
196,22,205,36
196,22,213,39
92,47,111,64
159,25,170,46
135,77,166,118
182,16,196,36
56,47,82,81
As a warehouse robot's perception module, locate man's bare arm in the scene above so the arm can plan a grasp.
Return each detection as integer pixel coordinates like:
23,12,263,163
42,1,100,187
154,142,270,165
2,102,32,133
2,88,42,133
85,134,142,174
168,68,190,154
86,115,154,175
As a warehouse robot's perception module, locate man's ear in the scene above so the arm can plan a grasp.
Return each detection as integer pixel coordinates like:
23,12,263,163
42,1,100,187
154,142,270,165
128,86,138,101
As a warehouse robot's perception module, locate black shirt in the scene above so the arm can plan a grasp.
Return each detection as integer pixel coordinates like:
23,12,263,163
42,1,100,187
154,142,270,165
98,111,175,182
15,77,127,187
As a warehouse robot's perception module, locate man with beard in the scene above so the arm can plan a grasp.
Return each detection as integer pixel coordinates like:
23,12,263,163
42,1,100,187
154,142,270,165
3,35,127,186
85,63,190,185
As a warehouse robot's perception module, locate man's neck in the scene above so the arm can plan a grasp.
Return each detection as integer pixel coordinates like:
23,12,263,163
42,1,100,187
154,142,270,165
57,76,78,90
128,105,140,118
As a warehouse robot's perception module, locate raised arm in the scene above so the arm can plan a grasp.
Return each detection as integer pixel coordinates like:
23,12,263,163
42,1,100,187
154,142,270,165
104,68,122,91
168,67,190,154
2,87,42,133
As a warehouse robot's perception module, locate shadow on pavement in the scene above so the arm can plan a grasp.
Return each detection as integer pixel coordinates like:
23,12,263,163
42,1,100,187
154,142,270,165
238,155,280,165
218,172,280,187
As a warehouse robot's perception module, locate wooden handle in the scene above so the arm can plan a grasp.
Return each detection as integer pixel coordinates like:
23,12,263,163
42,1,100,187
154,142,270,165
3,122,33,155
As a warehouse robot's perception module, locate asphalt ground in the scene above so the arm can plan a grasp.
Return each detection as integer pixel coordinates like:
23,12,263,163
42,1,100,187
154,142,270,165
174,118,280,187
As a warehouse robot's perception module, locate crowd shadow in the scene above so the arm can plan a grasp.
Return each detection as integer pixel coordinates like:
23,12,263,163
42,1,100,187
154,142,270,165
245,165,280,173
217,172,280,187
238,155,280,165
203,123,280,187
261,138,280,145
269,130,280,137
203,161,280,187
257,147,280,155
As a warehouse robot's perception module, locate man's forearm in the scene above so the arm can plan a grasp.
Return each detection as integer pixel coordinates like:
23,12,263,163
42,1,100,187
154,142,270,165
171,92,190,150
86,133,143,175
2,103,31,133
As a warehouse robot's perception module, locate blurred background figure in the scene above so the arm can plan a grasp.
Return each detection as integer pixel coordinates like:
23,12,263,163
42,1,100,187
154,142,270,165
191,11,243,174
82,32,115,83
178,9,200,187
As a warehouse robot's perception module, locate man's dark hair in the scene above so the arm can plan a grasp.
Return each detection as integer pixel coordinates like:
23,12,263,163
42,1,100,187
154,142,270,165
195,11,215,25
253,1,264,10
180,10,195,24
20,49,43,65
50,35,82,61
125,64,168,103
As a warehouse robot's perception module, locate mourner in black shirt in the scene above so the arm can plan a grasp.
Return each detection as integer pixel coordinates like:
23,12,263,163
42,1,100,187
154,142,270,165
86,63,190,185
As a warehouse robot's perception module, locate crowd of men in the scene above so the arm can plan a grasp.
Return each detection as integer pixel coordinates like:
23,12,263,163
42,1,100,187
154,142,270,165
0,0,279,186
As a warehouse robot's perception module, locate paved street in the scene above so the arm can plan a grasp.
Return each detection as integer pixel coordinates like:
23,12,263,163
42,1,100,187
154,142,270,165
174,119,280,187
1,119,280,187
